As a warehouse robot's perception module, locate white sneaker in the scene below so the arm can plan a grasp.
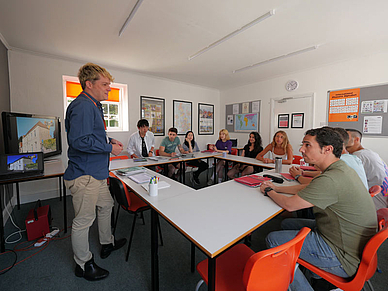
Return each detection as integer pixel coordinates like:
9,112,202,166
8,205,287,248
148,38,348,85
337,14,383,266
218,178,223,183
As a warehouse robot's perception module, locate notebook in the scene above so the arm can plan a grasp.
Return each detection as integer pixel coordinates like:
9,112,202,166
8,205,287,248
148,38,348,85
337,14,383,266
128,173,152,184
0,152,44,182
234,175,271,187
116,167,145,176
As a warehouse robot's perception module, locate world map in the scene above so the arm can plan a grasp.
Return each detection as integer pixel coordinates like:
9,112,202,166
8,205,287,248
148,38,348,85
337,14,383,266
235,113,258,131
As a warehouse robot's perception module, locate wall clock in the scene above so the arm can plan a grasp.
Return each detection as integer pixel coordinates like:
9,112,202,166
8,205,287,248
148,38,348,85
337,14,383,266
285,80,299,91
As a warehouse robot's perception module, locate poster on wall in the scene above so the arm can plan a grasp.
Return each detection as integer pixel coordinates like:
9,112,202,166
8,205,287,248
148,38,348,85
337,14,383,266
328,88,360,122
173,100,192,135
278,114,289,128
291,113,304,128
363,116,383,134
140,96,165,136
198,103,214,135
234,113,258,132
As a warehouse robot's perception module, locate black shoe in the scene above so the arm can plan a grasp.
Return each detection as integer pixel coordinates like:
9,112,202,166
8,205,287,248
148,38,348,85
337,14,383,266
193,175,200,185
75,255,109,281
100,238,127,259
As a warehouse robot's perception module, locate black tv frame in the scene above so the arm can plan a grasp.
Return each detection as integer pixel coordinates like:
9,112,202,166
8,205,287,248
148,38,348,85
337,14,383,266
2,111,62,159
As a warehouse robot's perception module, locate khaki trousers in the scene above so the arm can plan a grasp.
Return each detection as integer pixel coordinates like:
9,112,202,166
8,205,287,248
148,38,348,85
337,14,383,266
65,175,114,269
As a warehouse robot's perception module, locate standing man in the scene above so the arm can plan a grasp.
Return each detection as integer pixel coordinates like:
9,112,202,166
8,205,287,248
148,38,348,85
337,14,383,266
159,127,185,178
127,119,155,158
64,63,126,281
261,127,377,290
346,128,388,209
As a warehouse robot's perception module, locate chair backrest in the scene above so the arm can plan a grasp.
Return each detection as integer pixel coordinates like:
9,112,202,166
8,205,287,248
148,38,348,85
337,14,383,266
109,155,129,161
292,155,303,165
155,149,160,156
109,175,131,209
243,227,311,291
231,148,238,155
369,185,382,197
354,222,388,285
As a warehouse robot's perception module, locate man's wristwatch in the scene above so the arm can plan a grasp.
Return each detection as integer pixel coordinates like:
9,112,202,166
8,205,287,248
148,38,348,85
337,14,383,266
264,187,273,196
149,150,154,154
294,174,302,181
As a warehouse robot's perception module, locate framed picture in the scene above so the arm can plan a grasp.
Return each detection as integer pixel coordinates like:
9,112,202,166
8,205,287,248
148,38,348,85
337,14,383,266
291,113,304,128
173,100,192,135
198,103,214,135
278,114,289,128
140,96,165,136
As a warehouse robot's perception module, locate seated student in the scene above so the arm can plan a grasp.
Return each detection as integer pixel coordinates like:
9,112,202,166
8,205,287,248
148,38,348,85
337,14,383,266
227,132,263,179
256,130,293,164
288,127,368,190
159,127,185,179
182,131,208,185
208,129,232,184
126,119,155,158
261,127,377,291
346,128,388,210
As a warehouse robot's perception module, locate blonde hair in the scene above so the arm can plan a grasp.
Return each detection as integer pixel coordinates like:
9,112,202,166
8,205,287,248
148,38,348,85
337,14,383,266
219,129,230,141
78,63,114,90
272,130,292,153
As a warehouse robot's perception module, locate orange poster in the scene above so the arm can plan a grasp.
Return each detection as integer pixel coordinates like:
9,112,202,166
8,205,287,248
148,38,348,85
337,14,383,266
328,88,360,122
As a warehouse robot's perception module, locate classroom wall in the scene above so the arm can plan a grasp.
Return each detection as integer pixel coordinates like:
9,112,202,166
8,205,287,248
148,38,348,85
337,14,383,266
220,51,388,164
8,49,220,203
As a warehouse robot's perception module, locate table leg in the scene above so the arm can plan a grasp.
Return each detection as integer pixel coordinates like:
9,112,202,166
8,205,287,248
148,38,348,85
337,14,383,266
151,208,159,291
214,158,217,184
16,182,20,210
1,185,5,253
63,178,67,233
191,242,195,273
208,257,216,291
182,161,186,184
59,176,62,201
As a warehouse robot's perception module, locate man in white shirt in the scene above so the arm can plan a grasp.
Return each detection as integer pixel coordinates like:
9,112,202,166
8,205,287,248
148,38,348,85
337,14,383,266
127,119,155,158
346,128,388,210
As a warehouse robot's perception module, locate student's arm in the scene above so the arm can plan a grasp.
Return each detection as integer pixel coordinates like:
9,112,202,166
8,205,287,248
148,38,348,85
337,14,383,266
214,142,228,153
178,144,185,154
262,181,307,195
256,144,272,163
159,146,173,157
149,146,155,157
260,182,313,212
283,144,294,164
241,150,246,157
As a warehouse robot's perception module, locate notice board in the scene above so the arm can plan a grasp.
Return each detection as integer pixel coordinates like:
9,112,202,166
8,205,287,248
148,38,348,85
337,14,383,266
328,83,388,137
225,101,260,133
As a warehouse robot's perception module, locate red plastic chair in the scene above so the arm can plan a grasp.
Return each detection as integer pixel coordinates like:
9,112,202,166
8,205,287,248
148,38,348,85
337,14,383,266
377,208,388,230
109,155,129,161
298,220,388,291
231,148,238,155
108,173,163,261
292,155,303,165
369,185,382,198
195,227,311,291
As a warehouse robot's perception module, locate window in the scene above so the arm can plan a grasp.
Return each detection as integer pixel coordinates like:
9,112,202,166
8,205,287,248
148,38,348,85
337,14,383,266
62,76,128,131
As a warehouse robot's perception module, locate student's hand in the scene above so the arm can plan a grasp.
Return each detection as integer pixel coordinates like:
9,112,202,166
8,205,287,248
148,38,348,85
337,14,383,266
260,181,276,192
289,166,302,178
149,151,153,157
185,137,190,143
209,144,214,150
263,158,272,164
111,143,123,156
171,152,176,157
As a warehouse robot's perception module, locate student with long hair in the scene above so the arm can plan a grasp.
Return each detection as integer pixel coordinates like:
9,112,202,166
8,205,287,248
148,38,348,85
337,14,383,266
227,132,263,179
208,129,232,184
182,131,209,185
256,130,293,164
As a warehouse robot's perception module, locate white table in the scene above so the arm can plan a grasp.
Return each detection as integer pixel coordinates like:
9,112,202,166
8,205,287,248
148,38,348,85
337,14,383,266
115,166,298,291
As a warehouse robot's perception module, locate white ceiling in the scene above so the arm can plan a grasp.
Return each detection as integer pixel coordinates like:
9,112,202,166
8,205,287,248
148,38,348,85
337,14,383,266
1,0,388,90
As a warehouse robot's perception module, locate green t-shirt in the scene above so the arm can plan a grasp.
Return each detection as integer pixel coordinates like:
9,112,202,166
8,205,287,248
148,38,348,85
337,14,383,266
298,159,377,276
160,136,181,154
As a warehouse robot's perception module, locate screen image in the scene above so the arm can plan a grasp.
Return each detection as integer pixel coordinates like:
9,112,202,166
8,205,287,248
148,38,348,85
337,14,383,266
7,153,39,172
16,116,57,154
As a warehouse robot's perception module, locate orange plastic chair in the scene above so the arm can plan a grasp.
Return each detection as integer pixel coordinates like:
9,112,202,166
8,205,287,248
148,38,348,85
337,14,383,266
292,155,303,165
231,148,238,155
298,220,388,291
369,185,382,198
377,208,388,230
195,227,311,291
109,174,163,261
109,155,129,161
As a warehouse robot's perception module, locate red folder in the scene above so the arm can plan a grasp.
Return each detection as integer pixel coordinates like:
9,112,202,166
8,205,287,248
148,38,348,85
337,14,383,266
234,175,271,187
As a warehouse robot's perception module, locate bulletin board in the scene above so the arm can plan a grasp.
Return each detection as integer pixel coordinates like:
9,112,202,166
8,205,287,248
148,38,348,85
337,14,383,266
225,101,260,133
327,83,388,136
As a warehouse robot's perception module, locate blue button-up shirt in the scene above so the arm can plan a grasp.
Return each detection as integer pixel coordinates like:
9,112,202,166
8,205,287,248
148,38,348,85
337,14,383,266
64,91,112,181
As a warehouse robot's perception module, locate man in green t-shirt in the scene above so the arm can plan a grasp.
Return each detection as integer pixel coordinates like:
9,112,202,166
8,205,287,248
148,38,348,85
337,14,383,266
260,127,377,291
159,127,185,178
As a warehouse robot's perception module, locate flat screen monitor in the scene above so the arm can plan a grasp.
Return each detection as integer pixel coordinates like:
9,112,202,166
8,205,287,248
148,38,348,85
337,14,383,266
2,111,62,159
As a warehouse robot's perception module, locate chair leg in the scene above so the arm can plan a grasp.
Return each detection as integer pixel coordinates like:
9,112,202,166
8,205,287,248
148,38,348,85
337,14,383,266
113,206,120,235
366,280,375,291
141,211,145,225
125,214,137,262
156,215,163,246
195,279,204,291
